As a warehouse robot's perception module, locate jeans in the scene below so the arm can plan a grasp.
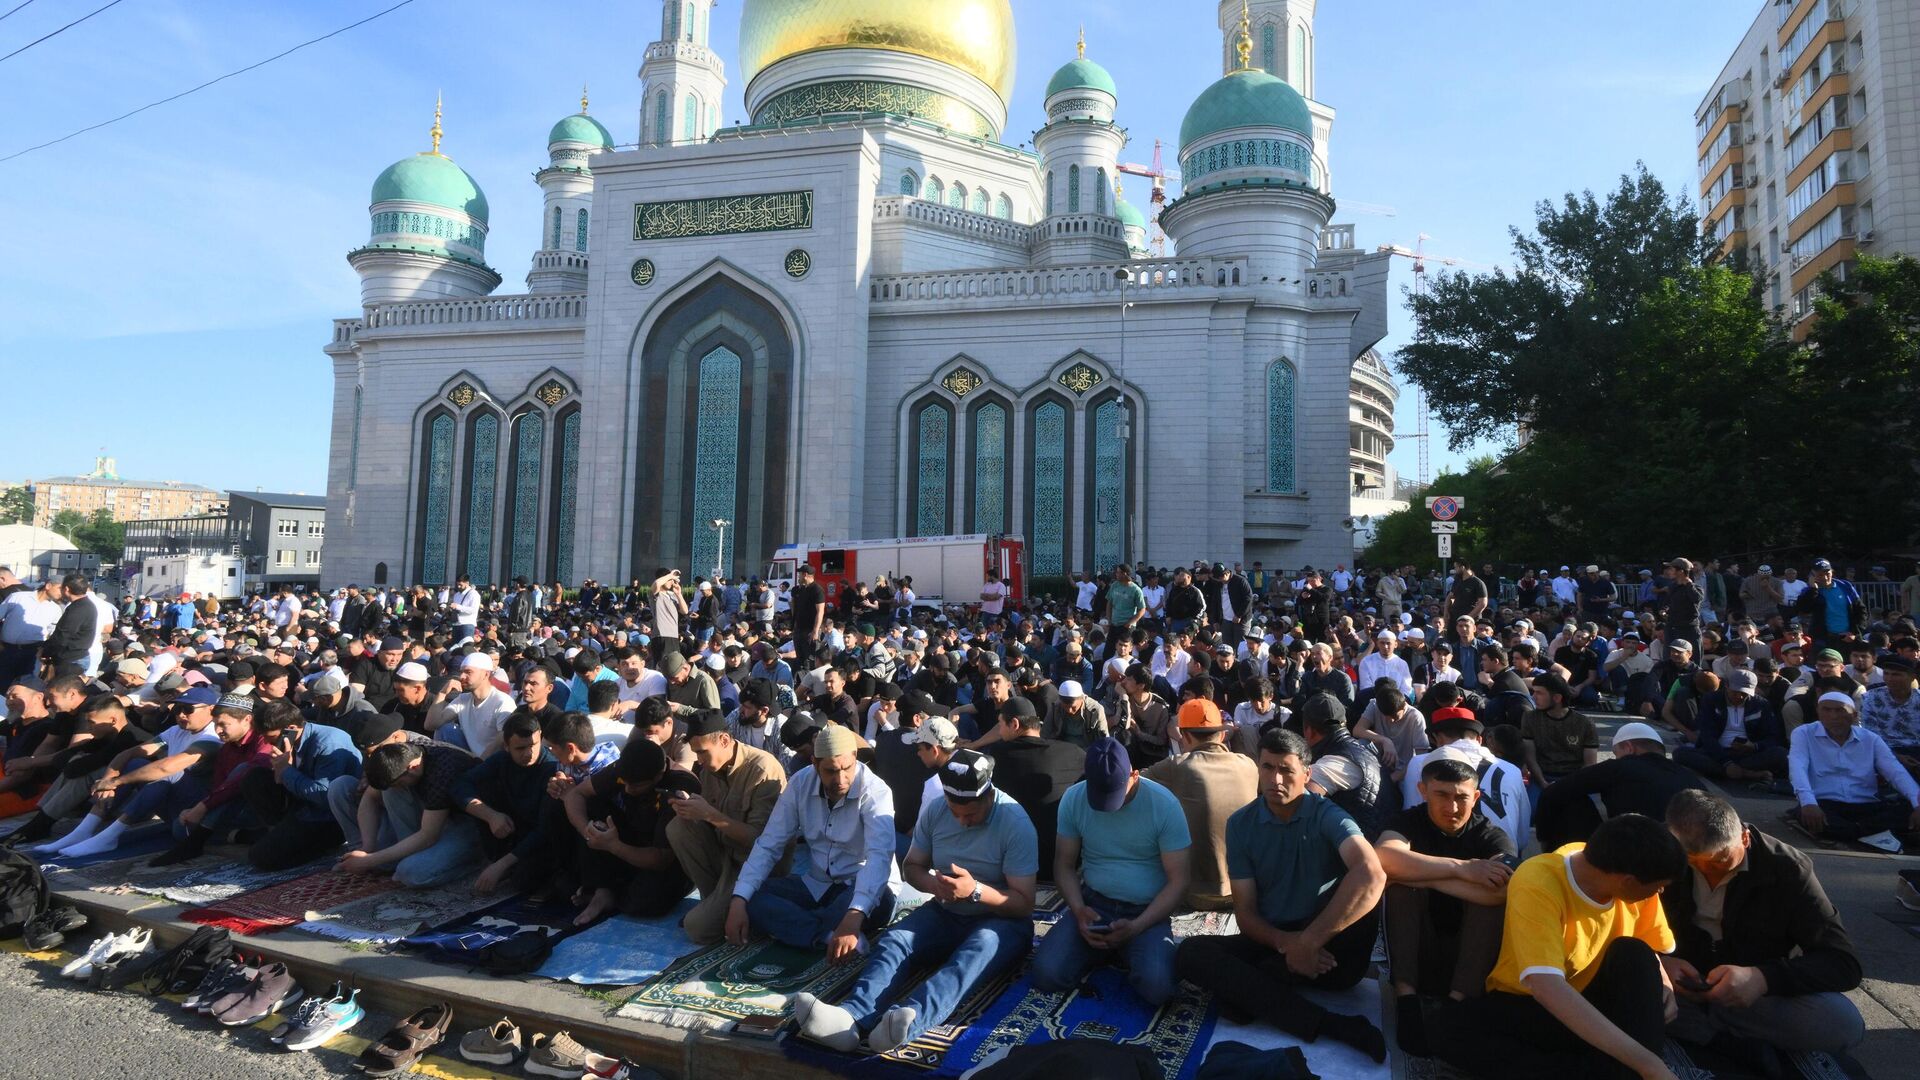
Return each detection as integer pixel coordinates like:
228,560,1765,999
434,724,471,751
1028,885,1178,1006
332,777,482,887
1669,989,1864,1053
745,874,896,950
241,767,344,870
1674,743,1789,780
836,902,1030,1043
1175,908,1378,1038
109,758,208,825
176,796,254,841
326,774,383,849
1811,797,1913,840
1432,937,1667,1080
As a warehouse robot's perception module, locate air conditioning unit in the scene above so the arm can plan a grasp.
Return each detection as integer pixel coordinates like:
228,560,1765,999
1859,230,1876,243
1744,131,1758,144
1745,175,1760,187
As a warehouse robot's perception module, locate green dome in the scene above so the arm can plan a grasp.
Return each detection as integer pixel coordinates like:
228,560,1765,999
1178,68,1311,153
370,153,490,224
1046,57,1116,98
1115,198,1147,229
549,112,613,148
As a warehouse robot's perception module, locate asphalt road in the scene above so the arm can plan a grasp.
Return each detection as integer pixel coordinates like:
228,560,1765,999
0,944,511,1079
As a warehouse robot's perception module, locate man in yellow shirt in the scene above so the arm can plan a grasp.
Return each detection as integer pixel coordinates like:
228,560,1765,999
1430,814,1687,1080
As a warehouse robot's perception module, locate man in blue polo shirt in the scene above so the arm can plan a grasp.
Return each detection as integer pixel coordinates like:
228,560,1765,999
1174,726,1388,1061
794,749,1038,1054
1029,736,1190,1005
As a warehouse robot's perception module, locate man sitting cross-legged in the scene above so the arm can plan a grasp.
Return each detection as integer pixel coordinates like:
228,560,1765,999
792,749,1037,1053
560,735,700,925
335,740,483,887
1173,727,1389,1061
237,696,363,871
1376,755,1516,1055
455,711,558,895
32,685,223,858
665,709,787,944
147,693,276,865
1430,814,1688,1080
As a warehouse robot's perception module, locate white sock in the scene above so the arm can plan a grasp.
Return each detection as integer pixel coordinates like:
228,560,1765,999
36,815,103,854
59,819,127,858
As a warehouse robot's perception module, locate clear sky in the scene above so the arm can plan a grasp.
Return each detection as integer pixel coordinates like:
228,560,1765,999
0,0,1756,495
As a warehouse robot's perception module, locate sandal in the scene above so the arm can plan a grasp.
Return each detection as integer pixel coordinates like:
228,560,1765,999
356,1001,454,1076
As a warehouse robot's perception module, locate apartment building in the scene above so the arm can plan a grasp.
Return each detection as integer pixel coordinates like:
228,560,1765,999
28,456,223,526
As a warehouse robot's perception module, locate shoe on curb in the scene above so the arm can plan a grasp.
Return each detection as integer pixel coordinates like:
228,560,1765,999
201,958,267,1016
1897,876,1920,913
61,928,146,981
58,933,120,980
523,1030,593,1077
582,1051,666,1080
459,1018,524,1065
274,980,342,1044
356,1002,453,1077
22,906,87,951
216,962,303,1027
280,985,365,1052
182,956,253,1011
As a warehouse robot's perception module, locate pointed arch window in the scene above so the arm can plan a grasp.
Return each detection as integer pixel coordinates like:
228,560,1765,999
1291,23,1307,92
900,169,919,196
418,412,454,584
665,1,679,39
970,188,988,214
550,206,563,249
503,411,544,582
683,2,695,40
1045,171,1055,215
924,174,943,201
348,385,362,489
1067,164,1081,212
1029,400,1069,576
690,345,741,575
947,182,965,208
549,407,581,584
992,193,1011,219
1096,168,1108,214
910,400,952,536
653,92,669,147
1262,24,1278,75
1090,398,1127,570
972,401,1007,534
575,208,589,252
462,412,499,583
1267,359,1297,493
682,94,698,141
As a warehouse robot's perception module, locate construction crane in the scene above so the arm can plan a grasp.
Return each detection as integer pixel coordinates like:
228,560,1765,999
1116,140,1177,256
1372,234,1496,488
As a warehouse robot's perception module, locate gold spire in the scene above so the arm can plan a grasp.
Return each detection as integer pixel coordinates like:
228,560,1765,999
1235,0,1252,70
1076,25,1085,59
426,91,444,156
581,83,590,114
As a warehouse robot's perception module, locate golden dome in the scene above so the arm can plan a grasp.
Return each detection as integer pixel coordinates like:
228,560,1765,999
738,0,1017,103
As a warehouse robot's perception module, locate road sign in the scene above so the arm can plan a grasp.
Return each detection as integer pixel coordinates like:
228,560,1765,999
1437,533,1453,559
1431,521,1458,534
1426,495,1463,521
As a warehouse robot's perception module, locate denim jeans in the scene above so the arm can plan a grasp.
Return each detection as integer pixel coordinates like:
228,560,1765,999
110,758,208,825
175,795,256,841
434,724,471,751
378,782,483,887
745,874,895,950
1027,885,1178,1005
1669,989,1864,1054
836,902,1030,1043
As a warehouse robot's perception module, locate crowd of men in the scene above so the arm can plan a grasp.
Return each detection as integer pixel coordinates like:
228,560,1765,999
1,552,1915,1078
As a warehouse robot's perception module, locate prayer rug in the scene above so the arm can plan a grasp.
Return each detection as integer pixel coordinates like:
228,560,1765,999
401,895,584,966
294,882,506,943
34,823,171,873
616,934,869,1031
1204,978,1386,1080
83,851,315,906
533,896,699,985
182,868,400,935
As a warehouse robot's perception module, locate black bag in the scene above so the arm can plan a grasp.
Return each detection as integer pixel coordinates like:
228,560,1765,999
112,925,234,994
0,847,48,939
475,929,553,976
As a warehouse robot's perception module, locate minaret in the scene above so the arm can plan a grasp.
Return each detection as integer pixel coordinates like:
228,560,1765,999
1033,29,1129,264
638,0,726,147
1217,0,1332,190
529,87,613,293
349,95,500,305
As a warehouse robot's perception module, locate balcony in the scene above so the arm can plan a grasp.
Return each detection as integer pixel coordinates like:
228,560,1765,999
1788,19,1848,83
1696,105,1742,159
1698,145,1744,199
1799,69,1850,130
1786,126,1851,191
1791,236,1856,294
1787,182,1855,245
1717,229,1748,260
1704,183,1745,228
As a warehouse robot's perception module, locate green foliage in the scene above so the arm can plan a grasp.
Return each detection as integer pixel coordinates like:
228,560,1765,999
0,487,32,526
49,508,125,561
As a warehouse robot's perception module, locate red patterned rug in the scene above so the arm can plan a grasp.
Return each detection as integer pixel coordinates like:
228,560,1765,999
182,869,400,935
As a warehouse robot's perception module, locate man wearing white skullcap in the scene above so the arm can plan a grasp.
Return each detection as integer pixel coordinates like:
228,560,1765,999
1788,690,1920,842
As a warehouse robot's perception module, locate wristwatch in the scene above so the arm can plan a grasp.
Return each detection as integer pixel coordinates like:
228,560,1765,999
968,883,982,904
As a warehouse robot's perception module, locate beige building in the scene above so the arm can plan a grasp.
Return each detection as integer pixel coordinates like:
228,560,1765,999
29,457,222,527
1696,0,1920,335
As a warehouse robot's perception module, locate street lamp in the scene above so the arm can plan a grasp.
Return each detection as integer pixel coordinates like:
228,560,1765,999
709,518,731,581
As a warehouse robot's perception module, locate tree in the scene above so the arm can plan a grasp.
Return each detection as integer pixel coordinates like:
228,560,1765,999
73,508,125,562
0,487,32,526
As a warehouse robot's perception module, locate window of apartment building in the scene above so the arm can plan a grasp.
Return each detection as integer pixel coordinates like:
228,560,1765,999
1771,273,1783,312
307,521,324,537
1766,181,1778,221
275,549,295,567
305,551,320,567
276,520,296,536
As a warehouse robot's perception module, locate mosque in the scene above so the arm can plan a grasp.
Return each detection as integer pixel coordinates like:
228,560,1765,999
319,0,1399,591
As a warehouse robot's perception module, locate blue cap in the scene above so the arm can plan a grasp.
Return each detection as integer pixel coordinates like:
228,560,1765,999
175,685,220,708
1082,737,1134,812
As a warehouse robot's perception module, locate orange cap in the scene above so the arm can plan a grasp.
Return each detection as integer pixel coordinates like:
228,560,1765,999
1177,698,1224,730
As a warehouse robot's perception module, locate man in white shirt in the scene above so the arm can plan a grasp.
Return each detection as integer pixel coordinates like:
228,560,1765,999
426,652,515,758
1551,567,1578,608
1331,564,1354,600
1074,572,1098,613
614,648,667,715
1150,637,1191,692
1141,572,1167,623
0,579,62,687
447,574,482,643
1779,568,1808,607
1790,691,1920,843
1358,630,1414,698
978,570,1008,620
1399,708,1530,849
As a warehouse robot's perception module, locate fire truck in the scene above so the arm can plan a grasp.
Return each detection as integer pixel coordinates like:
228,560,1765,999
762,534,1024,613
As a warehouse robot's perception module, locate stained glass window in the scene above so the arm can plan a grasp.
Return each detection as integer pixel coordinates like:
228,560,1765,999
550,206,563,249
1262,24,1277,75
973,402,1006,533
993,193,1011,219
1097,169,1108,214
1068,165,1081,212
1045,171,1054,215
1291,25,1307,92
682,94,697,141
654,93,668,147
947,182,964,209
552,409,580,584
421,413,453,584
464,413,499,583
900,170,918,195
924,174,942,201
1031,402,1067,575
1092,399,1126,570
683,2,694,40
914,402,950,536
971,188,988,214
665,1,678,39
691,346,741,575
575,209,589,252
506,412,544,581
1267,360,1296,493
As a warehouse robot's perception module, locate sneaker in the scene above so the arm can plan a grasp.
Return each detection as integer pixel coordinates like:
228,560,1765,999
458,1018,524,1065
215,962,303,1027
279,984,365,1051
581,1051,665,1080
201,957,267,1016
22,906,87,951
182,956,253,1012
58,933,121,980
523,1030,593,1077
59,928,147,980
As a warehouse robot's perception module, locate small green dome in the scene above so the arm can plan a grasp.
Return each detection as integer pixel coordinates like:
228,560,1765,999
549,112,613,148
1046,57,1116,99
1178,68,1312,153
371,153,490,224
1116,198,1147,229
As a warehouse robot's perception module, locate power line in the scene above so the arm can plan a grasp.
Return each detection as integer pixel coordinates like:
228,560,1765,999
0,1,41,25
0,0,128,63
0,0,419,163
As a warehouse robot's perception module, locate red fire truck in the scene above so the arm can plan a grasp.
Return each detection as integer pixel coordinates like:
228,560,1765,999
762,534,1025,614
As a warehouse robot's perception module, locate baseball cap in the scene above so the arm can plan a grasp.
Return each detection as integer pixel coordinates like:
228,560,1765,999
1082,737,1134,812
1058,680,1084,699
1001,695,1038,721
1584,565,1599,574
905,716,960,750
779,714,823,750
1668,558,1694,573
174,685,220,708
1668,639,1694,655
660,652,688,677
310,670,349,697
939,748,995,798
112,657,149,679
1815,648,1844,662
1177,699,1224,730
738,677,776,709
354,713,405,748
395,662,430,683
379,636,405,652
1726,670,1759,696
1812,558,1832,570
1758,564,1772,573
900,689,948,718
1611,722,1664,747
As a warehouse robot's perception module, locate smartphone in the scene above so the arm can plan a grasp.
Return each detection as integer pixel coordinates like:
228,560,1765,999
1087,920,1113,934
1676,974,1710,993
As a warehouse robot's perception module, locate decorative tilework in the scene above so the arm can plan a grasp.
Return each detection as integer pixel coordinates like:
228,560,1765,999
631,259,655,287
941,367,982,397
1267,360,1296,493
536,379,570,407
899,170,918,196
553,410,579,584
421,414,454,585
973,403,1007,534
691,346,742,575
507,412,544,581
1031,402,1067,576
371,210,484,251
754,80,997,140
464,413,499,583
915,403,950,536
992,193,1012,220
575,208,589,252
1068,164,1081,213
632,191,812,241
1181,138,1312,184
1092,399,1126,570
1058,363,1104,394
447,383,477,408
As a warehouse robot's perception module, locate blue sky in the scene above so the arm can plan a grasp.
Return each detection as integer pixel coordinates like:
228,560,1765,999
0,0,1754,494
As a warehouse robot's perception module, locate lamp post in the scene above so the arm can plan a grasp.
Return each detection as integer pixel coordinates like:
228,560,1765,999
709,518,731,581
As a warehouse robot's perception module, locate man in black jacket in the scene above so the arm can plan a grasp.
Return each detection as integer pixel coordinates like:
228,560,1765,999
38,573,96,679
1202,564,1255,646
1661,790,1864,1063
1535,723,1706,849
1164,568,1206,635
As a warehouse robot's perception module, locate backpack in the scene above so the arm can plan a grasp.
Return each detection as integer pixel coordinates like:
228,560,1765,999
0,847,48,939
107,924,234,994
475,929,554,976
